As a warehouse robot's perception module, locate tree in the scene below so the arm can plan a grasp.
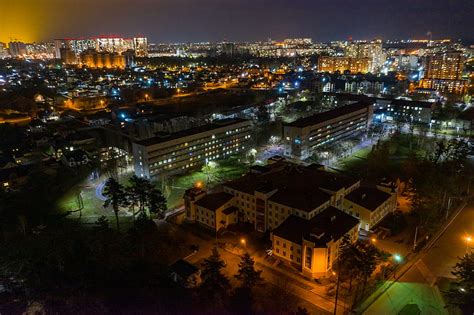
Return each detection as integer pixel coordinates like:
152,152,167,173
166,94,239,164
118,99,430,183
103,177,128,232
446,253,474,312
126,175,167,219
338,235,361,292
200,247,231,304
235,253,262,289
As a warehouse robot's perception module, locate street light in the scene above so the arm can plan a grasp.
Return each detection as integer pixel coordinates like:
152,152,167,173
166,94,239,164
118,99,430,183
240,238,247,250
465,236,472,254
371,237,377,244
393,254,402,263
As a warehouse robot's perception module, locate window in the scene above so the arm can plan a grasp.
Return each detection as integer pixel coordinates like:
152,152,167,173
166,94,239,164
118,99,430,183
276,248,280,254
283,251,286,256
290,255,293,260
283,243,286,248
276,240,279,245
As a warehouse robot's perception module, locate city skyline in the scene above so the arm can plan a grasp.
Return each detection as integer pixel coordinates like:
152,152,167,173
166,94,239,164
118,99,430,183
1,0,474,44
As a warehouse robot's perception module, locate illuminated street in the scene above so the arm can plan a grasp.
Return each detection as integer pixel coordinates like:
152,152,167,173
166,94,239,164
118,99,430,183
364,202,474,314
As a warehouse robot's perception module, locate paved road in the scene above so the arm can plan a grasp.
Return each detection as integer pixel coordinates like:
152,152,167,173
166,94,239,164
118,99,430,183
364,203,474,314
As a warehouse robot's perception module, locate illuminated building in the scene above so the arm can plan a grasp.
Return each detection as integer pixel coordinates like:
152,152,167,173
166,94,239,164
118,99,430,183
133,37,148,57
345,40,385,72
421,51,467,94
79,50,126,69
424,51,464,80
54,35,148,58
272,206,359,275
318,56,371,73
185,159,396,275
0,42,9,59
8,41,27,57
133,119,252,179
25,42,55,59
283,101,373,160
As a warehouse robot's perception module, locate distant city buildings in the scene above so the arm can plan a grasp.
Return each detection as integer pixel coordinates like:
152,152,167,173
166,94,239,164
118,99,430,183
318,56,372,74
345,40,385,72
54,35,148,67
420,50,467,94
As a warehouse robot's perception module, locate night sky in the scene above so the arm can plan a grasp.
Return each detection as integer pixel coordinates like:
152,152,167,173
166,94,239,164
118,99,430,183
1,0,473,43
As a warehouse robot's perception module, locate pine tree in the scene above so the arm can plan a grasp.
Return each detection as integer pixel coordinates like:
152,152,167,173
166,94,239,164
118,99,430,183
446,253,474,312
200,247,231,303
235,252,262,289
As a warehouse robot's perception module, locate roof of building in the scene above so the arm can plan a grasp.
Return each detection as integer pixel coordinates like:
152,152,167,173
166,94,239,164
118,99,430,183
344,186,392,211
169,259,199,279
135,118,250,147
284,101,371,128
272,206,359,247
225,161,358,212
194,192,234,212
222,206,239,215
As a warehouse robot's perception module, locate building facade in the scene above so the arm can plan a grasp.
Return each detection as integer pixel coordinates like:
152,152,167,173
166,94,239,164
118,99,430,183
318,56,371,74
283,102,373,160
133,119,252,179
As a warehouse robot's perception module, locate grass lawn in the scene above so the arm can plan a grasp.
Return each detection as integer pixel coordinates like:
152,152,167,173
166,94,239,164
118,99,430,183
156,155,249,210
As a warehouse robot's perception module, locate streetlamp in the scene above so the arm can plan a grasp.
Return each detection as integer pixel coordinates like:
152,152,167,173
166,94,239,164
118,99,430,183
240,238,247,250
465,236,472,254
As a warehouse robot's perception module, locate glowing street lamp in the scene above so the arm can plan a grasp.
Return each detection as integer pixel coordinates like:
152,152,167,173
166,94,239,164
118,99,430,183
240,238,247,250
393,254,402,263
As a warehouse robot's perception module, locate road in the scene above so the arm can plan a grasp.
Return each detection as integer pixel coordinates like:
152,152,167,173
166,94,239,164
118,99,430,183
364,202,474,314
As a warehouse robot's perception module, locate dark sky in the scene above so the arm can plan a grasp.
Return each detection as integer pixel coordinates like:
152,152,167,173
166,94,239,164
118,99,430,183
2,0,473,43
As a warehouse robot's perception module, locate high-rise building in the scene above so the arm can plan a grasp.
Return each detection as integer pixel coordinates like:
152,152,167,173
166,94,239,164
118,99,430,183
55,35,148,59
424,50,464,80
8,41,27,57
133,37,148,57
345,40,385,72
0,42,9,59
318,56,371,74
421,51,467,94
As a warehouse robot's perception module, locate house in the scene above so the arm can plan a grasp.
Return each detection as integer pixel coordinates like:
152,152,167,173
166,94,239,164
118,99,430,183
343,186,397,232
271,206,359,277
61,149,90,167
169,259,201,288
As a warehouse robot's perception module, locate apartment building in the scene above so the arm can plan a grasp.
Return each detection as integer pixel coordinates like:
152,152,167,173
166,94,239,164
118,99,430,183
133,119,252,179
318,56,371,74
283,102,373,160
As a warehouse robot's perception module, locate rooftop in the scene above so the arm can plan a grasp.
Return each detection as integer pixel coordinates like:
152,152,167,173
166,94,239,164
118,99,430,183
272,206,359,247
225,161,359,212
135,118,250,147
284,101,371,128
345,186,392,211
194,192,234,212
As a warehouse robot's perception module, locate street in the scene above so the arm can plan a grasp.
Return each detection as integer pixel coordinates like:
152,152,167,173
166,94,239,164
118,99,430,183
363,202,474,314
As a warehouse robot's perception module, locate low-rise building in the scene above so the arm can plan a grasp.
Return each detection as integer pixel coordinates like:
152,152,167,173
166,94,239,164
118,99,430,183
343,186,397,232
169,259,201,288
133,118,252,180
283,102,373,159
272,206,359,276
194,192,238,231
